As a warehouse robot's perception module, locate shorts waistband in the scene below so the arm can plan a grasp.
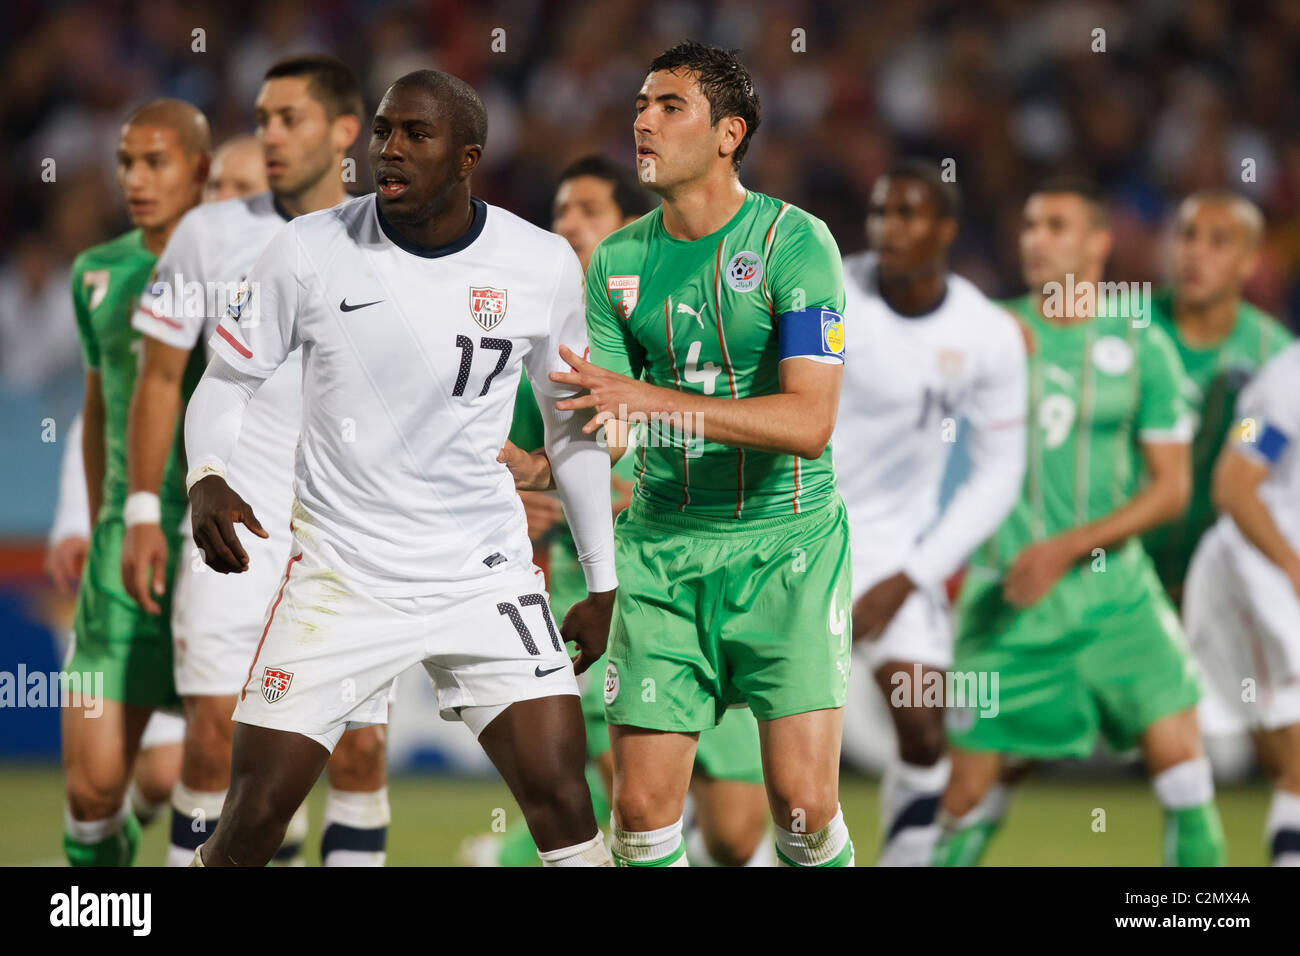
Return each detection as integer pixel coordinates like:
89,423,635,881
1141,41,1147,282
624,494,839,538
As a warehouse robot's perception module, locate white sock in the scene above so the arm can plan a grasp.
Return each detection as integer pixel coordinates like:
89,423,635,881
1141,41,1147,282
878,757,950,866
1266,790,1300,866
774,805,854,867
610,816,688,866
538,832,612,867
937,782,1011,832
167,783,226,867
1152,757,1214,810
64,800,130,843
321,787,390,867
127,780,167,827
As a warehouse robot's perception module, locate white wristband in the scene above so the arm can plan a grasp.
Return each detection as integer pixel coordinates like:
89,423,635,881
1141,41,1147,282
185,461,226,494
123,491,161,527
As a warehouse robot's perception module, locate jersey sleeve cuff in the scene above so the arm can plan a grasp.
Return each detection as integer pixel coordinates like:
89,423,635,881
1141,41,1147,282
132,304,199,350
580,559,618,594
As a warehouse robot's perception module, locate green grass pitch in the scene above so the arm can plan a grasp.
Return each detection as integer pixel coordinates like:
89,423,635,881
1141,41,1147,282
0,764,1272,866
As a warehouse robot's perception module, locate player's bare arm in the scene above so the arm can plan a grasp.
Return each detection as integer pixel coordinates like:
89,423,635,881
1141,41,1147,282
121,337,191,611
1004,440,1190,607
552,345,841,460
81,370,106,534
1212,447,1300,596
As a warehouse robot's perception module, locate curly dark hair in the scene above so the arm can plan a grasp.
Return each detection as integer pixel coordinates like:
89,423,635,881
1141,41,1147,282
648,40,761,170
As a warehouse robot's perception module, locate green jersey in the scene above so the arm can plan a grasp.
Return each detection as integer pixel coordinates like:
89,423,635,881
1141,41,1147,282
585,190,845,520
1142,290,1293,589
72,230,197,524
973,295,1193,573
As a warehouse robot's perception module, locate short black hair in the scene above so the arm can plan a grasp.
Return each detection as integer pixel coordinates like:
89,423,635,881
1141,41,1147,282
264,54,364,120
557,155,655,219
883,159,962,221
648,40,761,170
390,69,488,151
1030,174,1109,226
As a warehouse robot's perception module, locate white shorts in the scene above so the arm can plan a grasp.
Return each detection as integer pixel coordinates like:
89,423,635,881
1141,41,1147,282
1184,522,1300,734
855,579,953,672
171,520,293,697
138,710,185,749
231,530,579,753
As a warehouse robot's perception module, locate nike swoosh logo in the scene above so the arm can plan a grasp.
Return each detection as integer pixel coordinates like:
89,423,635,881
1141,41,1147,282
534,664,567,678
339,298,383,312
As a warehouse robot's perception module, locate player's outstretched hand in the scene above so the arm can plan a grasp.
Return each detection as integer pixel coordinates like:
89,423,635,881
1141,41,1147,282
123,522,170,614
852,570,916,642
189,474,268,574
498,439,553,490
550,345,656,434
561,588,615,676
46,536,88,596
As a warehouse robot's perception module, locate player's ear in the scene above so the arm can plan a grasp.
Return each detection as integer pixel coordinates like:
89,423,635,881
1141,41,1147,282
332,113,362,155
459,143,482,181
718,115,746,164
938,216,958,246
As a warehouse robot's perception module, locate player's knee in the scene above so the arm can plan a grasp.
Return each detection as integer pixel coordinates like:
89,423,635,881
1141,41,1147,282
700,815,765,866
614,783,681,832
65,773,128,822
184,710,236,786
328,727,387,785
894,714,947,767
767,785,837,834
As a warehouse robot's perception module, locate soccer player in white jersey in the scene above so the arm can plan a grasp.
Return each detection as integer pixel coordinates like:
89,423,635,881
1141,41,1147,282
833,163,1027,865
123,56,392,867
1184,343,1300,865
183,70,618,867
203,135,267,203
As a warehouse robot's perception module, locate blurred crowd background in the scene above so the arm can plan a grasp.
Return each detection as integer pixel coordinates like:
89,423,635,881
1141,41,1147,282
2,0,1299,524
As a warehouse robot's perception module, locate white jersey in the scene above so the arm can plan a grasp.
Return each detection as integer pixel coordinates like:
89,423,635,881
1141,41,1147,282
1219,341,1300,553
204,193,606,596
135,192,301,532
833,251,1027,593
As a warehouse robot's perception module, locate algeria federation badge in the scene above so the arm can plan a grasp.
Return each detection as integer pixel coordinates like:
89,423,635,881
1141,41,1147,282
469,286,508,331
607,275,639,319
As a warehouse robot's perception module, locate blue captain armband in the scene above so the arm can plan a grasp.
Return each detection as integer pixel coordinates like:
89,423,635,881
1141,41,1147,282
1236,420,1291,465
778,307,845,363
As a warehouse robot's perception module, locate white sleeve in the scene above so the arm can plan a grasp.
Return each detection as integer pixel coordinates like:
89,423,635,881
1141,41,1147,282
134,206,208,349
902,312,1027,591
529,243,618,593
183,354,262,484
49,412,91,544
206,219,300,379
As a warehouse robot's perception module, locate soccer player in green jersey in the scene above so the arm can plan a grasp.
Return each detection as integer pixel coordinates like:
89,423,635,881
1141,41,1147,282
483,156,770,867
547,42,854,867
935,179,1226,866
62,99,210,866
1142,191,1293,603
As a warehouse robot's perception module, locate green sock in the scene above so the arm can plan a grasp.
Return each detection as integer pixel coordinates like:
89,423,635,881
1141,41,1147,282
64,811,141,867
932,818,1001,866
499,762,613,867
1164,803,1226,866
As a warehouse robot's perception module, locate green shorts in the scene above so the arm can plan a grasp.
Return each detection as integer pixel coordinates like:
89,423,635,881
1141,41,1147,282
67,517,181,710
948,544,1200,759
579,645,763,783
604,495,852,732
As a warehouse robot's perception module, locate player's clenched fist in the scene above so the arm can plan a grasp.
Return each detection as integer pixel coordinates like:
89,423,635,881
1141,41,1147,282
560,588,615,676
189,474,268,573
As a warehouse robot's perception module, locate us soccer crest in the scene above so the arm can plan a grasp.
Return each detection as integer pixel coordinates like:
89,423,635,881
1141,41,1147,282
469,286,508,331
607,275,639,319
261,667,293,704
